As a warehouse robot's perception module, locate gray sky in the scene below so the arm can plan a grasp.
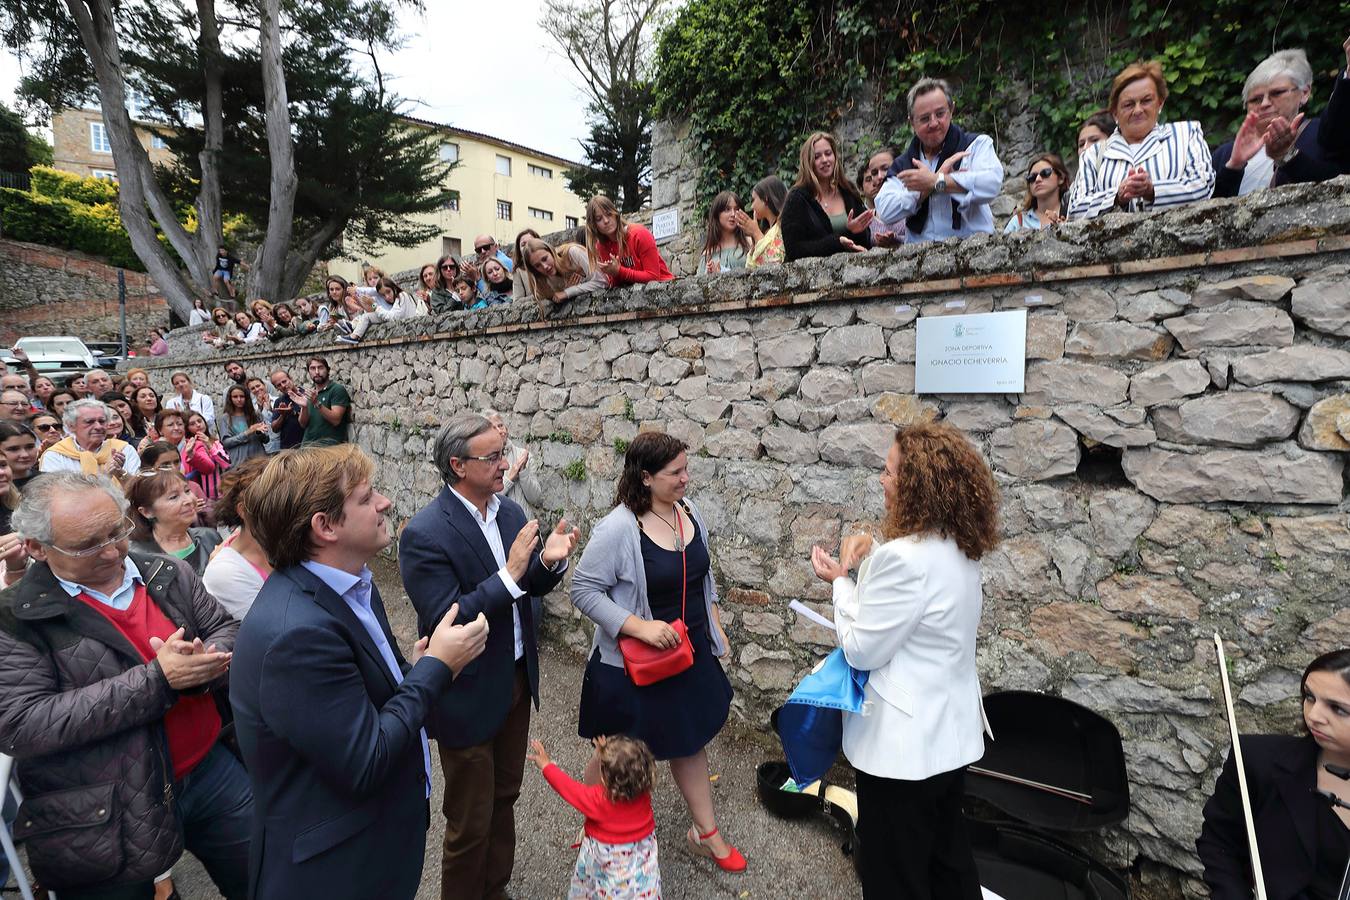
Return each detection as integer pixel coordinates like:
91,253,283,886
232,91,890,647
0,0,593,163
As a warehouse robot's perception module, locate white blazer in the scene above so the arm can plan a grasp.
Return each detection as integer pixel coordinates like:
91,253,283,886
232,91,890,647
832,534,989,780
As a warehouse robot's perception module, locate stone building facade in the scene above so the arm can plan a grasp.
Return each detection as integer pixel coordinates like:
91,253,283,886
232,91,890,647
50,107,176,182
151,178,1350,892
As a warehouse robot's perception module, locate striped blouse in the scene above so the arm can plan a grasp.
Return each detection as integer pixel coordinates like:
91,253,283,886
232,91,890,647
1067,121,1215,220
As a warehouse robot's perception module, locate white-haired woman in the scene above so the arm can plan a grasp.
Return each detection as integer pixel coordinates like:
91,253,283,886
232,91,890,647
1213,48,1341,197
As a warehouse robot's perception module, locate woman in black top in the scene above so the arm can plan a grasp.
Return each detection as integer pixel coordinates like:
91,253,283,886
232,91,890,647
1198,648,1350,898
780,130,874,261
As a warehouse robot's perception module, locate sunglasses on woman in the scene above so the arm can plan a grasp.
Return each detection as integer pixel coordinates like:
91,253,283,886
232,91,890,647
31,422,59,433
1025,167,1056,183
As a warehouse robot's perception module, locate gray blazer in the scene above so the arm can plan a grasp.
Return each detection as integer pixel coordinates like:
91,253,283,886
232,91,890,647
569,499,725,668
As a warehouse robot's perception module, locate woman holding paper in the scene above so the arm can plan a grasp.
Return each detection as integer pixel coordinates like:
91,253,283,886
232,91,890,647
1197,649,1350,899
810,421,999,900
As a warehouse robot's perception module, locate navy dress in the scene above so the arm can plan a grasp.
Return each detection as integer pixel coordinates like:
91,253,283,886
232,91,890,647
577,518,733,760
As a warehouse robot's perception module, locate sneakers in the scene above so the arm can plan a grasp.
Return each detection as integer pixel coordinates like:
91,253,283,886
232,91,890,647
336,319,354,335
336,335,361,345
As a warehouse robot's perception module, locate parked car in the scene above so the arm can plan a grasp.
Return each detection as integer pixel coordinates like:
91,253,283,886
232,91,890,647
85,341,126,369
2,336,99,378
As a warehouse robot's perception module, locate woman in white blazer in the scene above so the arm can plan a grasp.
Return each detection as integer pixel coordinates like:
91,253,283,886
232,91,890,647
811,421,1000,900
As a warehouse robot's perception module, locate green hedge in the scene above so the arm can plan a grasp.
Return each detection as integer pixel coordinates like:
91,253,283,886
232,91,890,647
0,186,142,270
29,165,119,206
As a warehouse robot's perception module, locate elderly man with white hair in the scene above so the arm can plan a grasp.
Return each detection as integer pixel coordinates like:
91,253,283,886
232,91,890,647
84,367,115,399
37,397,141,477
1213,48,1344,197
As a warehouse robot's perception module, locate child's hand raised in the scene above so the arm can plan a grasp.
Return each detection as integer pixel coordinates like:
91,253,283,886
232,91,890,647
527,739,552,771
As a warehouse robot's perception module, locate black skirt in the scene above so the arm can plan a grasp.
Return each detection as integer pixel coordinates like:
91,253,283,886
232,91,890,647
577,524,733,760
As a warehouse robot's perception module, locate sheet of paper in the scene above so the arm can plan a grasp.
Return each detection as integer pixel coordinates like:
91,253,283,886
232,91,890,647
789,599,837,633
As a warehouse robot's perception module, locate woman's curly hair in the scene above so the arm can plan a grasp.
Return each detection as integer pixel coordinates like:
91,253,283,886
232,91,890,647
882,422,1000,561
598,735,656,804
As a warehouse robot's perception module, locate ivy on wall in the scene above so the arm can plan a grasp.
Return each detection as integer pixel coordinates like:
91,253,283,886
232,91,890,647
653,0,1350,212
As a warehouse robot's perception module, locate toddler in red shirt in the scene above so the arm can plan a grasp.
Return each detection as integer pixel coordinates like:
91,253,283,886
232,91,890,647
529,735,661,899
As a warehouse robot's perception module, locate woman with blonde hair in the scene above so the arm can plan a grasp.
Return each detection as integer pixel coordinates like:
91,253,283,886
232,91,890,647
586,194,674,286
810,421,999,899
780,131,874,260
522,236,609,307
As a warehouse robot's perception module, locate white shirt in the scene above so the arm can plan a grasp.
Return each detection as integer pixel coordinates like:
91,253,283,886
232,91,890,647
164,391,216,424
1237,146,1276,196
449,486,527,660
38,438,141,475
202,544,266,620
874,132,1004,242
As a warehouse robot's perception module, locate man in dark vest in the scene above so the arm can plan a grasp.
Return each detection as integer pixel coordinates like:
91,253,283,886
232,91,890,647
875,76,1006,242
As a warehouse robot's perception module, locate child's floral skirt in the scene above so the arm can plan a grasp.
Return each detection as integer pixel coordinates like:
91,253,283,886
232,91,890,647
569,833,661,899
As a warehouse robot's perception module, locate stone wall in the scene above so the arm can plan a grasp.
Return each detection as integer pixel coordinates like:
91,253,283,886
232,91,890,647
0,237,168,344
152,178,1350,892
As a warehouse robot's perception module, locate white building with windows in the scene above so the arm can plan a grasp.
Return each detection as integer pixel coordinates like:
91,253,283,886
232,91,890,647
328,116,588,282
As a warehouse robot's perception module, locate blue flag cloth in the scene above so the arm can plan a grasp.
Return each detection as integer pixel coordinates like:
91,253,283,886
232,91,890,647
772,648,870,786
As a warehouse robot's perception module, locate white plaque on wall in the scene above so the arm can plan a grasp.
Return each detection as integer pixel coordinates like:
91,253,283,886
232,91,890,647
651,207,680,242
915,309,1027,394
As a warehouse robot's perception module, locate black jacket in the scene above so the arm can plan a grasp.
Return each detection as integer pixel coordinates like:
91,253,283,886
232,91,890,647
780,185,873,262
1212,116,1343,198
1197,733,1342,900
1322,71,1350,168
0,552,238,890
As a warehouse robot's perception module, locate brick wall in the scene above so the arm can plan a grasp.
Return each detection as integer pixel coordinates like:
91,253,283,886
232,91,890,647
0,238,169,345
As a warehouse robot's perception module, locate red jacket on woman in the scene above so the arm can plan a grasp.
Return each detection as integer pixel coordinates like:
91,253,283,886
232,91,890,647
594,224,674,286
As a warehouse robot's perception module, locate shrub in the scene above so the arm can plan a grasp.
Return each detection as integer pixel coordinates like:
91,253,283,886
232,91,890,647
0,186,142,270
562,459,587,481
29,166,118,206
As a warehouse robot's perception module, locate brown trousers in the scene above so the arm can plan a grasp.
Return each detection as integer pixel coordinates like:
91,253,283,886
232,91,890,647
437,664,532,900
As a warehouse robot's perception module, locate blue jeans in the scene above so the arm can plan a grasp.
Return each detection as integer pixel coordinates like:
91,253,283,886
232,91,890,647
61,743,254,900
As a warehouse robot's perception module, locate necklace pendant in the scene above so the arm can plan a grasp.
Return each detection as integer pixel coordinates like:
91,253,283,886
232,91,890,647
674,536,685,552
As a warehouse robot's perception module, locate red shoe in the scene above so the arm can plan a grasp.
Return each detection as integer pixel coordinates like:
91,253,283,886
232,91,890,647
686,826,747,872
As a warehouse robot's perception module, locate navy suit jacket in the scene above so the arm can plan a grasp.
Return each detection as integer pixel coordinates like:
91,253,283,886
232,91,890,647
1212,116,1343,197
229,565,451,900
1196,734,1334,900
399,486,565,748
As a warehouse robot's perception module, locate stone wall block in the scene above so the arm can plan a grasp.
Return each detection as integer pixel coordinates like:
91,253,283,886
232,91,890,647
703,427,762,459
1089,489,1158,558
1129,359,1211,406
1123,445,1345,504
1097,574,1202,620
647,354,693,385
858,362,916,395
1024,602,1146,667
1163,307,1294,350
1023,360,1130,406
757,332,816,370
1190,274,1295,307
1299,394,1350,450
817,323,886,365
1060,285,1117,321
1026,314,1068,360
761,425,820,464
1065,322,1175,361
870,392,939,426
1117,289,1186,323
1151,392,1300,447
1291,279,1350,337
819,422,899,468
944,400,1012,433
702,334,759,381
989,420,1080,480
1055,405,1156,448
798,368,859,405
1231,346,1350,385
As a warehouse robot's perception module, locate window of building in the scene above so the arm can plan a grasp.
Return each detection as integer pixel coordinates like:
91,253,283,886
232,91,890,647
528,163,553,179
151,133,167,150
442,237,462,259
495,155,511,176
565,216,579,230
91,170,118,182
442,190,460,212
529,207,554,221
496,199,513,220
90,122,111,153
440,142,459,163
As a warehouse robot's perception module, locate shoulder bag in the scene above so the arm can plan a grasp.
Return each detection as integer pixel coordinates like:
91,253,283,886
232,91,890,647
618,504,694,686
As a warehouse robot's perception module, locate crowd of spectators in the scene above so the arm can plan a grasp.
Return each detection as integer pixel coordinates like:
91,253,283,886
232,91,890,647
133,39,1347,358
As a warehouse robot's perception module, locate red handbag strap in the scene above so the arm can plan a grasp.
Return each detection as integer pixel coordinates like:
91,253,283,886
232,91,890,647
676,506,686,623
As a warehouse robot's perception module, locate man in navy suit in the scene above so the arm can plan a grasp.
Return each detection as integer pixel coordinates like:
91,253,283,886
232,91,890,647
400,413,579,900
229,444,489,900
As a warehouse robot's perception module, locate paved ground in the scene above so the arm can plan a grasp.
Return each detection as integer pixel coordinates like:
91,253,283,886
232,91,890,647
146,558,863,899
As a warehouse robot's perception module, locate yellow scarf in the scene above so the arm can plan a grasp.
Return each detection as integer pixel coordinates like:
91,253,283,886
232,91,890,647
46,436,130,476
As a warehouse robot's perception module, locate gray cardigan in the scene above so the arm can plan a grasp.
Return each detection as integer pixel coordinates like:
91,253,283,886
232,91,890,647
569,499,725,668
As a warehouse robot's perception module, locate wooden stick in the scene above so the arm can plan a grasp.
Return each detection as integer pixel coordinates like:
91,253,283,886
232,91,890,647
1214,632,1268,900
967,766,1093,805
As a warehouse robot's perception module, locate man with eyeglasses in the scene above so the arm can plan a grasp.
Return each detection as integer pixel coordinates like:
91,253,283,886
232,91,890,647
38,398,141,478
0,374,34,410
0,390,29,421
473,235,514,296
400,413,579,900
0,472,252,898
874,76,1004,243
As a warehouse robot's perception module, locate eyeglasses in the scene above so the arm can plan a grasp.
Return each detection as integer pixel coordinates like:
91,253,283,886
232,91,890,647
1025,167,1056,183
459,451,504,464
440,263,459,271
0,400,26,408
1246,86,1294,108
46,516,135,558
32,422,59,432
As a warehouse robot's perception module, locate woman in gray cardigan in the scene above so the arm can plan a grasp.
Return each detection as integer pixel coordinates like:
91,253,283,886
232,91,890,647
570,432,745,872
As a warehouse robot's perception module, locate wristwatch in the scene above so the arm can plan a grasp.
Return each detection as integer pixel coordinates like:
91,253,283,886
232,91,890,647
934,173,947,194
1274,146,1300,167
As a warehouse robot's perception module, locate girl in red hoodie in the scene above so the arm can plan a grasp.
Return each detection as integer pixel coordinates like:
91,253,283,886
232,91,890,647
586,195,674,287
529,735,661,899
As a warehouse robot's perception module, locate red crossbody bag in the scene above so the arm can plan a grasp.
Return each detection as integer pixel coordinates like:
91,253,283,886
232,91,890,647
618,505,694,686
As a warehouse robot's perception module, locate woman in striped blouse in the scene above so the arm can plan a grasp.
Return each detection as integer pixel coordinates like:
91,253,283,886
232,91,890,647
1068,60,1215,219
